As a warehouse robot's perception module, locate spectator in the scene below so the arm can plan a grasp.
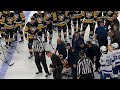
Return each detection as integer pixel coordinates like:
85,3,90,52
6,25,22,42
95,21,109,47
55,38,67,59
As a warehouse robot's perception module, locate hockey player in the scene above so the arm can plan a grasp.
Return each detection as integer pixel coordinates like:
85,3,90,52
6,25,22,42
65,11,72,39
82,11,96,39
51,11,58,31
111,43,120,79
33,11,47,42
57,11,68,42
103,11,118,28
13,11,25,42
99,46,112,79
4,11,15,47
71,11,83,34
0,11,5,38
43,11,53,44
24,16,38,59
94,11,104,26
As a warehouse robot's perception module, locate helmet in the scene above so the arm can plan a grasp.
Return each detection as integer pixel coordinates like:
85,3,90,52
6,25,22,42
100,46,107,52
111,43,119,49
30,16,36,20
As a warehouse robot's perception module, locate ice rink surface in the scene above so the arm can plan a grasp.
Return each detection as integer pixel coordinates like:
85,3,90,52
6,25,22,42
0,11,119,79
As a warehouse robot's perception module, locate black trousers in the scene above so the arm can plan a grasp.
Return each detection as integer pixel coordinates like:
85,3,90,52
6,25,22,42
28,39,33,55
71,66,77,79
105,20,112,28
82,23,95,37
80,73,94,79
95,59,100,71
5,29,14,45
97,36,108,47
14,26,24,41
34,52,49,74
53,66,63,79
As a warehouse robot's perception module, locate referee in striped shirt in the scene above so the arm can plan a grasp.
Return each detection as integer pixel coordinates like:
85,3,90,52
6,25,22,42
77,51,94,79
33,34,51,77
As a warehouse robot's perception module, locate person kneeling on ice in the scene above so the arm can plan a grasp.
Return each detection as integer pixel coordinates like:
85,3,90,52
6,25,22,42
46,51,63,79
99,46,112,79
32,34,51,77
59,54,72,79
111,43,120,79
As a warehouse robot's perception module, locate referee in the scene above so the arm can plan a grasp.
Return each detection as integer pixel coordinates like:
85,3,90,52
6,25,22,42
33,34,51,77
77,51,94,79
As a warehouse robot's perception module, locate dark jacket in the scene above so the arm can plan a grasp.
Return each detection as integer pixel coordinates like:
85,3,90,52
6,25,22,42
113,19,119,27
86,44,101,62
111,31,120,47
51,54,63,68
95,25,109,38
78,44,88,55
68,50,78,67
56,42,67,59
72,35,84,57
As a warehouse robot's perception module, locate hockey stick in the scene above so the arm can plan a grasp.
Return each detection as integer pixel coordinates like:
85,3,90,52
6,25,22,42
9,45,20,53
0,45,12,54
50,43,55,50
0,58,15,66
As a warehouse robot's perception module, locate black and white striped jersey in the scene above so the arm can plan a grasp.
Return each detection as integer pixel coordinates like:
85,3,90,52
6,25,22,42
77,57,93,76
33,38,44,52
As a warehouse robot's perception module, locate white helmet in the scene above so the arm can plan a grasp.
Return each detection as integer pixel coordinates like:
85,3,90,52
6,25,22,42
100,46,107,52
111,43,119,49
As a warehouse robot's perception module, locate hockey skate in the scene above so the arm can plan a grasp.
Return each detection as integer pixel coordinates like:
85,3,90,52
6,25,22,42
45,73,51,77
5,45,9,49
36,71,42,74
69,35,72,39
49,40,52,44
19,40,24,43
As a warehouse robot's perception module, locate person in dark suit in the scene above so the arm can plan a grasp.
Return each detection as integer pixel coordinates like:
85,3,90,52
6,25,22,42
46,51,63,79
86,41,101,72
55,38,67,59
69,47,78,79
72,31,84,60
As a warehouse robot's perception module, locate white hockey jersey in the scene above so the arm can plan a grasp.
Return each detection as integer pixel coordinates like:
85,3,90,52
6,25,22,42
111,49,120,67
99,53,112,74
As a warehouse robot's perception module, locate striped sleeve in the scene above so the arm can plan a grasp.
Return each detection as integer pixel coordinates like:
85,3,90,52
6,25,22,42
77,60,81,77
